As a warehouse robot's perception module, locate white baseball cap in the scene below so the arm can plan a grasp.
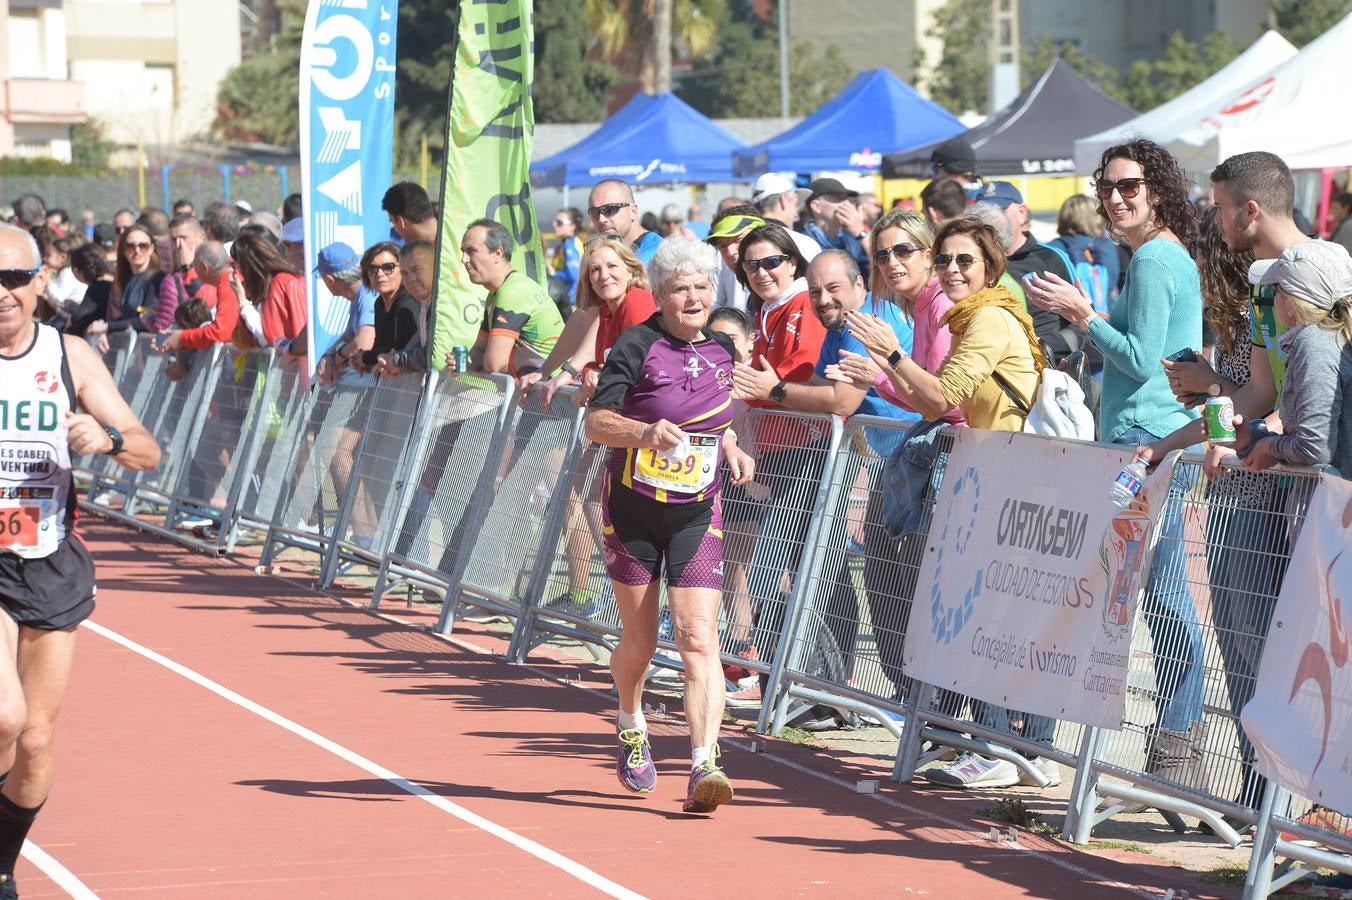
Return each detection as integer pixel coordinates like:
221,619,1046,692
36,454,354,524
750,173,810,203
1257,240,1352,310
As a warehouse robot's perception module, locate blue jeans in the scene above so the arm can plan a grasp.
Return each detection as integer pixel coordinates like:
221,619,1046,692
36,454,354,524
1116,426,1205,732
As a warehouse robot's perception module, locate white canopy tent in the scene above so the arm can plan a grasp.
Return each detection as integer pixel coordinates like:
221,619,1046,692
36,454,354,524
1166,14,1352,172
1073,30,1297,173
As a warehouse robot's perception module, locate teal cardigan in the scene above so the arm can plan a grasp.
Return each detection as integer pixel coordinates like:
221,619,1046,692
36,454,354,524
1088,237,1202,443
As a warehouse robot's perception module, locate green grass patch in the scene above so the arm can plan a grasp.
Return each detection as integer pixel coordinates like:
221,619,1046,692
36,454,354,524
980,798,1059,835
1201,864,1249,886
1087,839,1151,854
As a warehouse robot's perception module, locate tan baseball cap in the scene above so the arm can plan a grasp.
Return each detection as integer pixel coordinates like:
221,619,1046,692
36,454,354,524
1258,240,1352,309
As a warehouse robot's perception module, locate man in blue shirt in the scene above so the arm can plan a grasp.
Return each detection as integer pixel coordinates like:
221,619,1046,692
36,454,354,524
314,242,378,387
802,178,872,282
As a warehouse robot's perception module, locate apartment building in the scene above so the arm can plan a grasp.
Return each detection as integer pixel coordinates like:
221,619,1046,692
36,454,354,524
0,0,85,161
64,0,241,147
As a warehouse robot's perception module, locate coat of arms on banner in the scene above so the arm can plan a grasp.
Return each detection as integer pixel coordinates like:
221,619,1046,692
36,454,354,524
1099,513,1150,642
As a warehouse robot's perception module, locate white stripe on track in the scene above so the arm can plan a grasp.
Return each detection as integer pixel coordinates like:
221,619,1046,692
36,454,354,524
21,840,100,898
79,620,644,900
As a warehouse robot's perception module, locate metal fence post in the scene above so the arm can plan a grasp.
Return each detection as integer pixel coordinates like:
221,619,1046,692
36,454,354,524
502,402,587,657
369,370,442,605
317,381,383,587
767,421,850,735
756,417,845,735
892,682,935,783
1066,726,1107,844
1242,780,1284,899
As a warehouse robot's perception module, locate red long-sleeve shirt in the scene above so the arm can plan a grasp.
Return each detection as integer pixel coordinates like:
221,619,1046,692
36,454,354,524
177,271,239,351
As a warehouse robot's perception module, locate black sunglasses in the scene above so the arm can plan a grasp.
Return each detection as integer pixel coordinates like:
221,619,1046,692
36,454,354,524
0,267,41,290
366,261,399,276
741,254,792,273
1096,178,1147,200
872,243,924,263
933,253,978,272
588,202,630,219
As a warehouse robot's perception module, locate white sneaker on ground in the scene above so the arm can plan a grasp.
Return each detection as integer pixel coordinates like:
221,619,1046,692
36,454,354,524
923,752,1020,789
1018,756,1062,788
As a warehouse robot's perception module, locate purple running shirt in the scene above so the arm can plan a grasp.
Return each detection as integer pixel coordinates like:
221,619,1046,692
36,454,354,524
590,314,738,504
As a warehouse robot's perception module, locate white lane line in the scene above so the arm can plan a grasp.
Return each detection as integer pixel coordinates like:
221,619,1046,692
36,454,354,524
21,840,100,899
79,620,644,900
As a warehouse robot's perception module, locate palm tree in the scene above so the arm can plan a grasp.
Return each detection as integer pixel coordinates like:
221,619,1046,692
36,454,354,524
584,0,725,95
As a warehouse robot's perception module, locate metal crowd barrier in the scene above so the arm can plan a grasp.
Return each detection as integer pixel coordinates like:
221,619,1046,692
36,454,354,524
371,372,514,610
80,345,1352,895
257,376,380,572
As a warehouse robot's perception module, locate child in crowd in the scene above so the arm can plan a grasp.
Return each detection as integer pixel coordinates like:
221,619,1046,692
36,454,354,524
1242,241,1352,478
707,306,765,686
166,295,213,381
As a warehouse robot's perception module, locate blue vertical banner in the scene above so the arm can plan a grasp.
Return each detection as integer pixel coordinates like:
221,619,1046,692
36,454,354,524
299,0,398,372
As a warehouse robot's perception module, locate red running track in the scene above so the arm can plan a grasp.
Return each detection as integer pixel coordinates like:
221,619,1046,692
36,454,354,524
14,520,1231,898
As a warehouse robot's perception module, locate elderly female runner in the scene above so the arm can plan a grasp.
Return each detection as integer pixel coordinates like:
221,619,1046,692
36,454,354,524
584,238,755,813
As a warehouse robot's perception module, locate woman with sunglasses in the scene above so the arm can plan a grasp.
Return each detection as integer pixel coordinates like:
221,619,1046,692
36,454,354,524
1026,139,1209,791
723,223,826,708
852,217,1043,430
360,241,421,363
94,225,179,337
836,209,965,426
535,236,657,618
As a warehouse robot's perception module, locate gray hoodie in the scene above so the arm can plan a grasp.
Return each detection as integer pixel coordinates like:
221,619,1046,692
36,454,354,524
1269,323,1352,477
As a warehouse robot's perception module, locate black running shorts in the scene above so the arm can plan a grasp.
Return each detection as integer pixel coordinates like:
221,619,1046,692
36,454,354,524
0,536,97,630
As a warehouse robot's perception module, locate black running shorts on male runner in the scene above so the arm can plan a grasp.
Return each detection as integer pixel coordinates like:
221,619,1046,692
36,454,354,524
0,535,96,630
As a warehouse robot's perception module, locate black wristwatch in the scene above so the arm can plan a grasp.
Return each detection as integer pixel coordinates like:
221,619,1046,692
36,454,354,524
769,380,788,403
104,425,125,455
561,361,581,379
887,349,905,367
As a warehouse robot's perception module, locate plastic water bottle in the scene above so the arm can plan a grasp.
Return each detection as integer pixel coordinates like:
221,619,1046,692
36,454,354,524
1108,460,1148,508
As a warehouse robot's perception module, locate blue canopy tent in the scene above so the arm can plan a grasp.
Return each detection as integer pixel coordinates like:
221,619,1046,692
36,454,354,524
731,69,964,176
530,92,748,187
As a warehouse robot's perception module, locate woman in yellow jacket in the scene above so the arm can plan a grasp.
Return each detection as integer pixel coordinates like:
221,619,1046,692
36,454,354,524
847,216,1044,431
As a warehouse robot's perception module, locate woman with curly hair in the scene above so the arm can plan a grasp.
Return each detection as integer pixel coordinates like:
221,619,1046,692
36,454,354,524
1027,138,1210,792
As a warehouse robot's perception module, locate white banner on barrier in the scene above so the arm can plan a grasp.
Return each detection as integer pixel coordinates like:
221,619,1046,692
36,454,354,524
903,428,1176,730
1241,474,1352,814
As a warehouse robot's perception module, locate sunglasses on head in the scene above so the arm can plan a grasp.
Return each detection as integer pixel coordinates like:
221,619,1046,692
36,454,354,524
366,261,399,276
741,254,791,273
872,242,923,263
1096,177,1147,200
588,202,630,219
0,267,41,290
124,241,153,252
933,253,978,272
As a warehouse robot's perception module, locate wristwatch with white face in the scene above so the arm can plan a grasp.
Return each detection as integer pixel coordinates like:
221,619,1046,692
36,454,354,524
1208,382,1222,397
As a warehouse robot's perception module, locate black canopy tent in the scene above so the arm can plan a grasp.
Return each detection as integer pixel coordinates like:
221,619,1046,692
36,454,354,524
881,59,1136,179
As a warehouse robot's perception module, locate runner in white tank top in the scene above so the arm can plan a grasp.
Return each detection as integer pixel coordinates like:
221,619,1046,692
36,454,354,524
0,323,75,559
0,222,160,897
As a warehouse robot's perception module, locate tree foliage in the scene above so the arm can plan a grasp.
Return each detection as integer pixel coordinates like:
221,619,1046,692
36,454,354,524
535,1,620,122
214,52,300,146
584,0,726,94
676,5,851,118
1271,0,1350,46
913,0,987,116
